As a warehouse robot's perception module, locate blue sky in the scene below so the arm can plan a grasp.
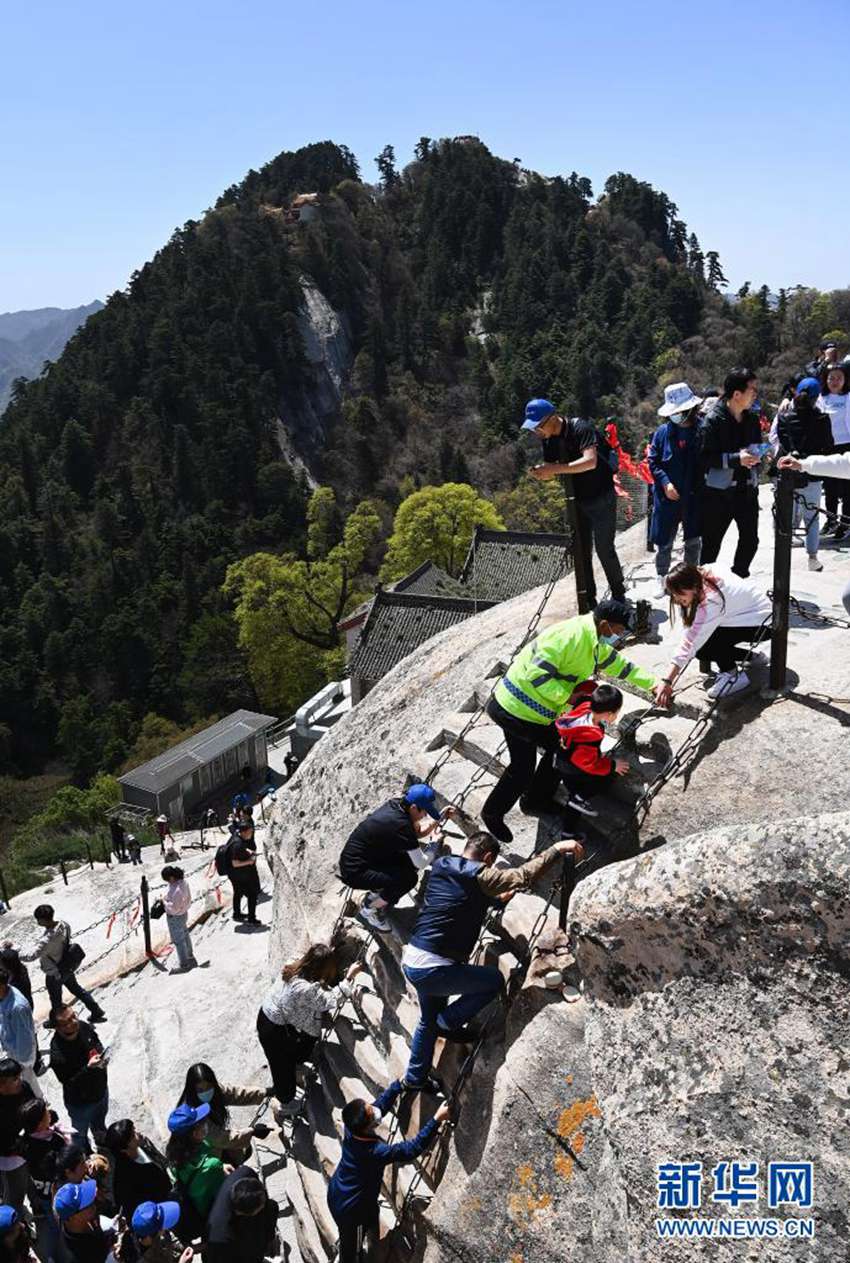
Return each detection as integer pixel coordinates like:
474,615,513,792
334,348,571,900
3,0,848,310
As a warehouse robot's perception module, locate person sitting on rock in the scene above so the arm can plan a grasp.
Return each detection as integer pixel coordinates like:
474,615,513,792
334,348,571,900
327,1082,450,1263
401,833,584,1093
481,599,661,844
257,944,364,1122
554,682,630,817
338,785,454,933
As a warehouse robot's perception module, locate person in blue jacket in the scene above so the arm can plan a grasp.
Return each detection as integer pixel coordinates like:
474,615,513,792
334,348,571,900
648,382,705,598
327,1082,449,1261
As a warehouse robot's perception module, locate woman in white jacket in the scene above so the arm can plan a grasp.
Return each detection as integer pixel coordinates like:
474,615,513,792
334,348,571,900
654,563,772,703
780,451,850,615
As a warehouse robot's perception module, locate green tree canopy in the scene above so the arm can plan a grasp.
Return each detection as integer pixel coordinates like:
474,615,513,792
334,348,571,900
381,483,504,579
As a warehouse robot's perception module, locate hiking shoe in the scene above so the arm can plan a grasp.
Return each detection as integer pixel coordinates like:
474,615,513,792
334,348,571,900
565,794,598,818
481,813,513,845
518,797,559,818
89,1012,108,1024
359,900,390,933
402,1074,444,1097
707,669,750,700
808,554,824,572
274,1095,305,1123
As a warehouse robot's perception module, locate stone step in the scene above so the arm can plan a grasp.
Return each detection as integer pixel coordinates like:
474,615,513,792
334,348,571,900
287,1137,339,1257
283,1158,331,1263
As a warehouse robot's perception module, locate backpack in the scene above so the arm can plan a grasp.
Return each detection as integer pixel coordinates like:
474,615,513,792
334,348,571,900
214,839,234,876
58,926,86,980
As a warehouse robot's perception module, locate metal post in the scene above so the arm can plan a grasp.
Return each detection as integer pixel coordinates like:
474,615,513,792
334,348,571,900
563,476,592,614
85,843,94,871
558,854,577,932
140,876,153,957
645,480,654,552
0,868,10,909
769,469,793,692
60,861,68,886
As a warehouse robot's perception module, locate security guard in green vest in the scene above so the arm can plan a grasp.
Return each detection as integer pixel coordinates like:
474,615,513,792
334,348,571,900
481,599,662,843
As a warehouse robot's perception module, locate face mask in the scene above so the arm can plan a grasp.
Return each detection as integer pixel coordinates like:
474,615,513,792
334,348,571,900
600,634,619,646
197,1089,215,1104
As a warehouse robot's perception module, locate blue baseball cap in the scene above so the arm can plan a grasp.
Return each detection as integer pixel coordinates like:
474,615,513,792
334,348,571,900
54,1179,97,1222
0,1206,17,1235
167,1102,210,1133
132,1201,181,1237
796,377,821,400
521,398,557,432
403,784,441,820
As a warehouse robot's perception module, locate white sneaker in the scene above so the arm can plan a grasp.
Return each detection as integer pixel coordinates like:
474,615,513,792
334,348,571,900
274,1094,305,1122
707,669,750,700
808,554,824,572
358,899,390,932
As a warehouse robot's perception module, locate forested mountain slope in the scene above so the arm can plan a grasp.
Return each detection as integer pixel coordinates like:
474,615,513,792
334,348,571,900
0,136,839,778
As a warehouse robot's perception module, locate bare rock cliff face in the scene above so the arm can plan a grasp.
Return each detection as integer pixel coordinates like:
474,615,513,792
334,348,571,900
264,521,848,1261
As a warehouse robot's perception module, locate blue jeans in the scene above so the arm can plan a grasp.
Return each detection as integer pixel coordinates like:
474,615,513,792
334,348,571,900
68,1092,109,1148
403,963,503,1085
167,913,196,968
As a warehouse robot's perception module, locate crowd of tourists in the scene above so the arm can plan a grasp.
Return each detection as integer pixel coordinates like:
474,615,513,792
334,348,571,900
1,344,847,1261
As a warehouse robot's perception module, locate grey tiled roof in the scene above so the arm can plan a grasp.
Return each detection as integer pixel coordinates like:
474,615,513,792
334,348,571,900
119,709,277,793
349,591,495,687
392,560,465,598
459,528,571,602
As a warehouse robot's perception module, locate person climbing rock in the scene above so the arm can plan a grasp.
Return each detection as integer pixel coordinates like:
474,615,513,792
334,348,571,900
338,785,453,932
327,1082,450,1262
401,833,584,1091
257,944,364,1121
481,599,659,843
554,681,630,816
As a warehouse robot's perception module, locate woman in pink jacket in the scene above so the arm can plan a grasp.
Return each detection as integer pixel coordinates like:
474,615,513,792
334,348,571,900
162,867,198,974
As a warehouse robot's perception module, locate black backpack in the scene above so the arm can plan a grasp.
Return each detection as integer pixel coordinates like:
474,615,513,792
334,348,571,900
214,839,234,876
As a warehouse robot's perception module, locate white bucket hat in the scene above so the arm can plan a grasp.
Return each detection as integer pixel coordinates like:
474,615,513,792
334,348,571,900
658,382,703,417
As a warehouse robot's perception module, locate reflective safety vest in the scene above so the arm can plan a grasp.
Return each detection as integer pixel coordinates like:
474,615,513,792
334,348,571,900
493,613,656,726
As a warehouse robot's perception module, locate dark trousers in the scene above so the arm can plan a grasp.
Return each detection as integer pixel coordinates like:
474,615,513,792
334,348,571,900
231,879,258,919
698,625,768,673
334,1210,378,1263
256,1009,316,1103
575,489,625,604
339,855,417,906
481,697,561,821
557,763,617,799
699,487,759,577
46,971,102,1018
824,442,850,523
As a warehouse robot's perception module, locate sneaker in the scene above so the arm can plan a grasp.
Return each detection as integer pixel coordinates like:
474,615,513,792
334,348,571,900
89,1011,108,1024
402,1074,444,1097
358,900,390,933
274,1095,305,1122
707,669,750,700
169,964,188,975
565,793,598,818
653,581,668,601
481,813,513,844
808,554,824,572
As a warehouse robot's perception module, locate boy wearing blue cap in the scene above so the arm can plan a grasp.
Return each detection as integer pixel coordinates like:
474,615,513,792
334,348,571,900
338,786,454,932
0,1204,38,1260
129,1200,191,1261
54,1178,113,1260
521,398,626,606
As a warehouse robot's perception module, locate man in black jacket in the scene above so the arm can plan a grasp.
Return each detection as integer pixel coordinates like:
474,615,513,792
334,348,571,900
339,785,451,932
0,1057,35,1210
205,1168,278,1263
773,377,833,571
522,398,625,605
699,367,764,576
49,1007,108,1149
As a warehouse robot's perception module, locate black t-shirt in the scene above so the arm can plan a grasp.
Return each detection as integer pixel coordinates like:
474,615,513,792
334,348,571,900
205,1165,278,1263
50,1023,108,1106
541,417,613,501
61,1224,112,1263
340,800,419,873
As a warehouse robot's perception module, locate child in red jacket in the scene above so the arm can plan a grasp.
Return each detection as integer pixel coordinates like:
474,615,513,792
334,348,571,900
555,682,630,815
